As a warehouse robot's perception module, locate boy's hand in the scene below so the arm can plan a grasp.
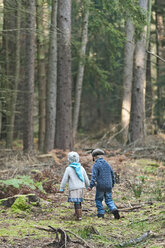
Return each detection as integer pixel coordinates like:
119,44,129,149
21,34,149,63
87,187,92,191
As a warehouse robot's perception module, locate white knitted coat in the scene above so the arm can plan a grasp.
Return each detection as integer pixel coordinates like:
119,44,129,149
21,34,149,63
60,166,90,191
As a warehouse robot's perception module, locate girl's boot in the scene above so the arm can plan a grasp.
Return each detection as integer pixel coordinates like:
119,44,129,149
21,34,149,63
74,203,82,221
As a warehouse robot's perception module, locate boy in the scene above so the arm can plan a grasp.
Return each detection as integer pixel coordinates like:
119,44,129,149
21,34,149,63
88,148,120,219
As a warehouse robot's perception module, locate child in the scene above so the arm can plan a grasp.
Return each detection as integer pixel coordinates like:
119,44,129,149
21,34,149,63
88,148,120,219
59,151,90,221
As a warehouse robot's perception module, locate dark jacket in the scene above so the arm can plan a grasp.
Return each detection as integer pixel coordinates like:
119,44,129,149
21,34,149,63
90,157,115,192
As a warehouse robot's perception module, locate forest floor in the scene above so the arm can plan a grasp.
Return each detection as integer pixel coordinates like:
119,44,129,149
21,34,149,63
0,134,165,248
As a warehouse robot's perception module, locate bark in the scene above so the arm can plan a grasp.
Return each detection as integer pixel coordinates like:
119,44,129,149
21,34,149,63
121,20,135,144
36,0,46,152
73,2,89,141
2,0,16,146
129,0,148,144
44,0,58,153
23,0,36,152
55,0,73,149
0,0,3,137
6,0,21,148
155,0,165,128
145,42,153,118
145,0,153,119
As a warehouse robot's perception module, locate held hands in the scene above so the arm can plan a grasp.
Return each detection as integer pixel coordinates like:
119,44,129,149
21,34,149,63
87,187,92,191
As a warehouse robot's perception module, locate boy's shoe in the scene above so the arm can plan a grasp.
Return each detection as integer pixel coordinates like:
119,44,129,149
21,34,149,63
112,209,120,219
97,213,104,218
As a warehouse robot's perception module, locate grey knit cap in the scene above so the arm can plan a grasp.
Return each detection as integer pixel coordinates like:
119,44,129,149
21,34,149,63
92,148,105,157
68,151,79,163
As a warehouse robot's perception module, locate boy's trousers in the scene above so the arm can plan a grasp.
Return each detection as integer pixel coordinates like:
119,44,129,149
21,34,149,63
95,190,117,215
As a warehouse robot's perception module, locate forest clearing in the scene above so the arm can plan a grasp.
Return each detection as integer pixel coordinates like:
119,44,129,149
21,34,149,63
0,134,164,248
0,0,165,247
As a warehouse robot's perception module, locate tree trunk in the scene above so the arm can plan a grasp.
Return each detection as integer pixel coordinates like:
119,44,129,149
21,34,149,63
55,0,73,150
2,0,16,146
129,0,148,144
145,42,152,118
155,0,165,128
23,0,36,152
73,2,89,141
121,20,135,144
36,0,46,152
0,0,3,137
6,0,21,148
44,0,58,153
145,0,153,120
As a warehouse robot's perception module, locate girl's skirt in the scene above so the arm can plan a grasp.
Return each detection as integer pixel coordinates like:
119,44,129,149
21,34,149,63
68,188,84,203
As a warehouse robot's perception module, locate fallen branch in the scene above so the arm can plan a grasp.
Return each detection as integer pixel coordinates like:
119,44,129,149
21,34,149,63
118,206,142,212
116,231,150,247
35,225,93,248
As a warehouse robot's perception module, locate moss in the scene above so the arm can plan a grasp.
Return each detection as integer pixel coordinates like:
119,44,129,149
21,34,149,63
11,195,31,213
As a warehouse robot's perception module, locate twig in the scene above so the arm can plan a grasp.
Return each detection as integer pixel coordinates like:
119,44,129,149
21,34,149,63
65,229,94,248
11,168,18,178
147,50,165,63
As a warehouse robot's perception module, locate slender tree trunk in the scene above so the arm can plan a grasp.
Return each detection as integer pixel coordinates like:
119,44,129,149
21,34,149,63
6,0,21,148
145,42,152,118
155,0,165,128
36,0,46,152
23,0,36,152
0,0,3,137
145,0,153,120
73,2,89,141
55,0,73,149
129,0,148,144
121,19,135,144
44,0,58,153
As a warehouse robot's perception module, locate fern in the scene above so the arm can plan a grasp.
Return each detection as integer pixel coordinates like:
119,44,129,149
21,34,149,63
0,176,37,191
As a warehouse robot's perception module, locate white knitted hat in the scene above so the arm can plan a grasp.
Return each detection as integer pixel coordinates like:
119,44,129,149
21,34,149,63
68,151,79,163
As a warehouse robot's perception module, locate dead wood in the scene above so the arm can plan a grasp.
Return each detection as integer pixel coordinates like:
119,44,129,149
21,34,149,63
118,205,142,212
116,231,150,247
35,225,93,248
65,229,94,248
1,194,40,207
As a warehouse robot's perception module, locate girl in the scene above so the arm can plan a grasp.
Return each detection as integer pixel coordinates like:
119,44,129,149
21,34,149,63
59,151,90,221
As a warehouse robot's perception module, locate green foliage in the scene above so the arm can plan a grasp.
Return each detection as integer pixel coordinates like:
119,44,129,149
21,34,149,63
0,176,35,189
144,165,158,175
0,175,46,193
153,182,163,201
131,176,146,198
35,181,46,193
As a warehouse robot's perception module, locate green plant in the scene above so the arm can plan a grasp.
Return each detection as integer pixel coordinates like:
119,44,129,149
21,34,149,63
0,176,35,189
0,176,46,194
153,183,163,201
131,176,146,198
